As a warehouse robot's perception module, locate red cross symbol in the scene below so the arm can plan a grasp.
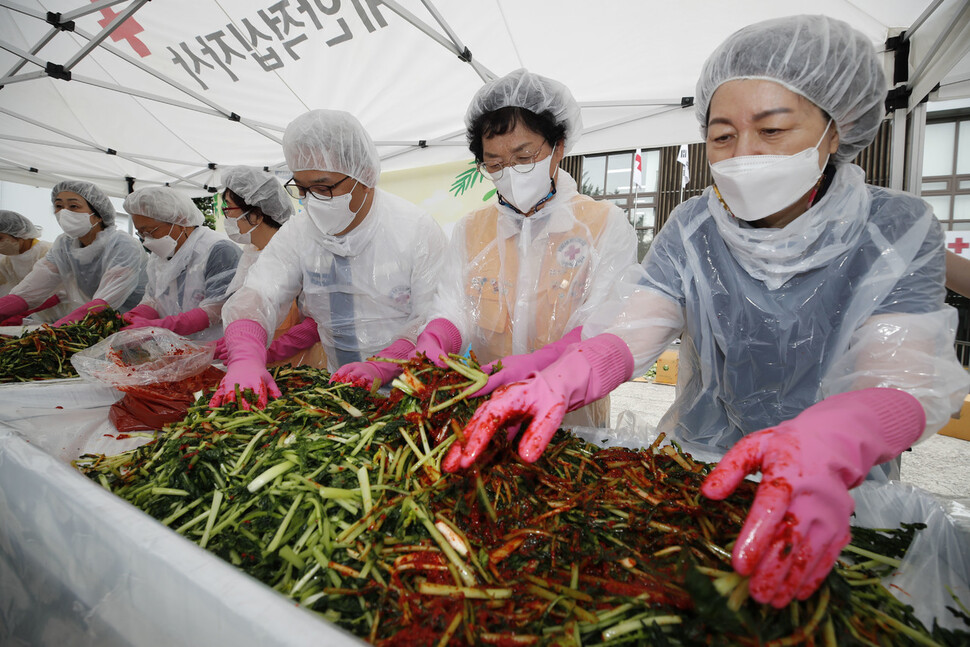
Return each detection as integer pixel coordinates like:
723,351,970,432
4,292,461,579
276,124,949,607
564,244,581,261
94,0,150,57
948,237,970,254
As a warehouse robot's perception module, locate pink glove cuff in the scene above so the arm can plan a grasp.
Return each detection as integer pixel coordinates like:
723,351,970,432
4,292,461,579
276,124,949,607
579,333,635,404
124,303,159,321
225,319,269,348
281,317,320,347
179,308,212,333
804,388,925,461
421,318,462,354
379,337,416,359
0,294,28,317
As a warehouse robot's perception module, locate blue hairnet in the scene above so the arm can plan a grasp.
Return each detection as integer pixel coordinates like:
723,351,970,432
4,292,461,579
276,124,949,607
123,187,204,227
465,69,583,154
695,15,886,164
0,210,41,239
221,166,293,224
282,110,380,187
51,180,117,226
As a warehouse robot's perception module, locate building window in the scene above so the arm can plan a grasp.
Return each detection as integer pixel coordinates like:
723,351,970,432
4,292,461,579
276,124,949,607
921,116,970,230
577,149,660,261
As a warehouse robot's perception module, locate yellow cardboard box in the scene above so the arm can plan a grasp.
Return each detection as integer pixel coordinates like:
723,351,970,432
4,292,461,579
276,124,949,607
939,394,970,442
654,349,679,386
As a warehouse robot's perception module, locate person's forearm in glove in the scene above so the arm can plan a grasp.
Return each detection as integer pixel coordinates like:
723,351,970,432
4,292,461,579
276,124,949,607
208,319,281,410
267,317,320,363
54,298,109,327
0,294,57,325
330,338,416,388
409,318,462,367
124,307,211,337
443,333,634,472
0,294,29,320
122,303,159,325
701,388,926,608
474,326,583,397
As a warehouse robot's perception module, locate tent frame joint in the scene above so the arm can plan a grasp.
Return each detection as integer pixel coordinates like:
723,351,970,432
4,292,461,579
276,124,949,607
680,96,694,108
457,46,472,63
886,85,912,112
45,62,71,81
45,12,75,32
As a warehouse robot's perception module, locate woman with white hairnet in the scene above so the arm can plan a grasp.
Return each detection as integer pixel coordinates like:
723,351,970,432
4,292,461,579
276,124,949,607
440,16,969,607
212,165,325,368
122,186,241,340
0,210,70,324
332,69,637,429
209,109,447,409
0,181,147,326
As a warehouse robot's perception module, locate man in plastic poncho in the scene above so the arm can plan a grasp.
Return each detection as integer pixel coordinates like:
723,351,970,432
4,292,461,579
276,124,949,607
440,16,970,610
209,109,447,409
123,187,241,341
332,69,637,429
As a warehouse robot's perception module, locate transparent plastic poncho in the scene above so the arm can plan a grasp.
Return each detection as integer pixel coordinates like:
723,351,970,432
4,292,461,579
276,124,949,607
585,164,970,459
431,169,637,424
10,228,147,312
140,227,241,341
222,190,446,372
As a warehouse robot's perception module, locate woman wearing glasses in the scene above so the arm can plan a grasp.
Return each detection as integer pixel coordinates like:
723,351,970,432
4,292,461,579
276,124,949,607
212,165,325,368
122,186,241,340
332,69,637,429
209,109,447,409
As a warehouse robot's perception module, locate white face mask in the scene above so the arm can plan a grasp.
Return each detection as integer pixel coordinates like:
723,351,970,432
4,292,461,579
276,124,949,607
490,162,556,215
55,209,95,238
142,225,181,260
304,181,363,236
224,211,256,245
710,120,833,222
0,238,20,255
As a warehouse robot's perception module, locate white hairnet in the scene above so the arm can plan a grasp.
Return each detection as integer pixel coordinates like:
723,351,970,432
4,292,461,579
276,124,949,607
51,180,117,226
222,166,293,224
465,68,583,154
123,187,205,227
0,210,41,239
282,110,380,187
695,15,886,164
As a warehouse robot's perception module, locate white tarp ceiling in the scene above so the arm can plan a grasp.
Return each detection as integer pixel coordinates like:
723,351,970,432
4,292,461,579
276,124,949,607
0,0,968,198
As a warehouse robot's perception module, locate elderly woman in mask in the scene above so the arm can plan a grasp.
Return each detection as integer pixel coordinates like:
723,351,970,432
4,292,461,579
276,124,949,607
123,187,241,340
209,109,447,409
332,69,637,429
214,165,325,367
441,16,969,608
0,181,147,326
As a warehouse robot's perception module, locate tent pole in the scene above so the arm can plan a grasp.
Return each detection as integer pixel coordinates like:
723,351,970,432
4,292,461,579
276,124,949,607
1,27,57,79
62,0,149,71
60,0,131,23
890,110,907,191
906,102,927,196
0,1,45,19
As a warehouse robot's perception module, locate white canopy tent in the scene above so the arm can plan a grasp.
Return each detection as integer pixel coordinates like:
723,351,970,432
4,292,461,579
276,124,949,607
0,0,968,199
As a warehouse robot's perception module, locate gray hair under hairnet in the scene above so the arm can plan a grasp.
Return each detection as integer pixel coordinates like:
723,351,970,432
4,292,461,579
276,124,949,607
123,187,204,227
282,110,380,187
0,210,41,239
695,14,886,164
465,69,583,155
51,180,117,226
221,166,293,224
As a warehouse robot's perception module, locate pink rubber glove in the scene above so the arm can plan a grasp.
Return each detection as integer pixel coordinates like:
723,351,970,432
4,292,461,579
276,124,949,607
208,319,281,410
267,317,320,363
330,338,416,388
53,298,109,327
701,388,926,608
409,318,462,368
443,333,633,472
17,294,61,322
0,294,28,319
475,326,583,397
122,303,160,325
212,336,228,361
124,307,210,336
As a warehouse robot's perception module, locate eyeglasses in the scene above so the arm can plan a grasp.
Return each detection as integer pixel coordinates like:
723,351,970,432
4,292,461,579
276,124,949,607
476,144,549,180
284,175,352,201
136,224,166,241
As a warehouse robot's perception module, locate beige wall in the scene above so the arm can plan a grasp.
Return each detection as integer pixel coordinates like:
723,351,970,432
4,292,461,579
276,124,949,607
379,158,496,237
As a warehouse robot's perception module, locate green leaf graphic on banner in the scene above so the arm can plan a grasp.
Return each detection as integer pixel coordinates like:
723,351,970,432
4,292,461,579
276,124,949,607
450,160,495,201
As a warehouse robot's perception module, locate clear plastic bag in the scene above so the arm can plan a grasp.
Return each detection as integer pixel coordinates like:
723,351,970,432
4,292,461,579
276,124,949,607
70,327,215,388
